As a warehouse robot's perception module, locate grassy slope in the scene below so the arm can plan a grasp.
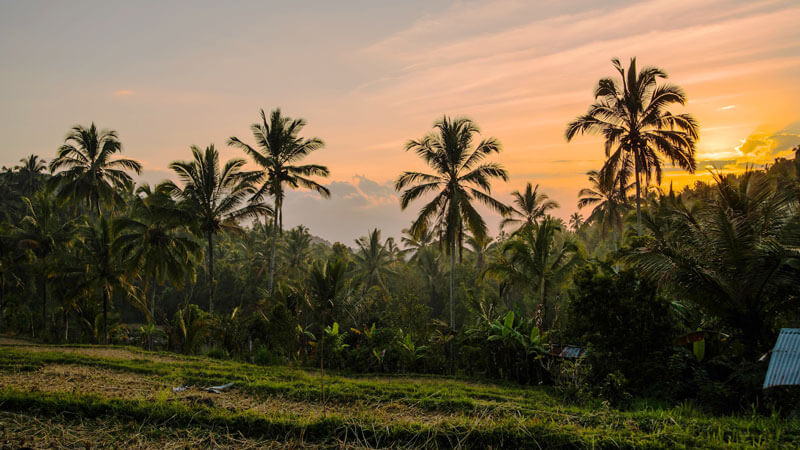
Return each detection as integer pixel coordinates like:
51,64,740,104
0,341,797,449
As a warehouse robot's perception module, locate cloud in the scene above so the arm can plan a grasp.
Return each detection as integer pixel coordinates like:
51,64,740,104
114,89,135,96
719,105,736,110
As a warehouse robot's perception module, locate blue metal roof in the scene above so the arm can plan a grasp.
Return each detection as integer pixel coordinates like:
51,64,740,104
763,328,800,389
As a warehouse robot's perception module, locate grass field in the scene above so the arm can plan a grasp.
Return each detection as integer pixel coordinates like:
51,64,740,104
0,338,797,448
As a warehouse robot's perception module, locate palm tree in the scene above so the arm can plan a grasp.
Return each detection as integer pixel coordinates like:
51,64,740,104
14,155,47,195
627,171,800,358
75,216,139,345
228,108,330,294
15,191,77,333
396,116,510,335
568,212,583,232
281,225,314,285
577,169,629,240
163,145,268,313
49,123,142,215
566,58,699,234
466,233,493,271
486,217,582,328
501,183,559,233
114,184,200,331
353,229,394,293
400,227,436,262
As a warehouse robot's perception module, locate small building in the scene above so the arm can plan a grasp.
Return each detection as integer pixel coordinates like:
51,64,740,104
763,328,800,389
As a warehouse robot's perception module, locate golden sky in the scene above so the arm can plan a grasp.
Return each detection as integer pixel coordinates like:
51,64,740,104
1,0,799,243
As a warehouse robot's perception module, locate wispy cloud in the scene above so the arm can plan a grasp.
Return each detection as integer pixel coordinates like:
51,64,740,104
114,89,135,96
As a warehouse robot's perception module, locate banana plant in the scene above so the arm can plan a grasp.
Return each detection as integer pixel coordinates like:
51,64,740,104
398,332,428,371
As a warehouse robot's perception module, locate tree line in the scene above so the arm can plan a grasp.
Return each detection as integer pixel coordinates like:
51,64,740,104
1,58,799,412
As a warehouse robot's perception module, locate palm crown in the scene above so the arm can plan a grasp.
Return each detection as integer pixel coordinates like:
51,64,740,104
501,182,559,232
49,123,142,214
566,58,698,234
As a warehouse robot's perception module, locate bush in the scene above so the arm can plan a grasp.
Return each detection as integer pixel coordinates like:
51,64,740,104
566,263,676,394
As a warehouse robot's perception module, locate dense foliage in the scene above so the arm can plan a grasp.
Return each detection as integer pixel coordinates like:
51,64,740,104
1,62,799,416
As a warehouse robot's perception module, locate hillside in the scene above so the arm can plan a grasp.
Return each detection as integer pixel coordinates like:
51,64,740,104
0,338,796,449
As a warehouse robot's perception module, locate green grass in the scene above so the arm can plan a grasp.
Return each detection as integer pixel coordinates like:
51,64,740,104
0,342,797,448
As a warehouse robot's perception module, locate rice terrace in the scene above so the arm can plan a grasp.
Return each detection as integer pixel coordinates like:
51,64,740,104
2,0,800,448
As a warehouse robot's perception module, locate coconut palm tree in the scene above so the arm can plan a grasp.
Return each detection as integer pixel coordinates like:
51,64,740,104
568,212,583,232
501,183,558,233
14,154,47,195
566,58,699,234
627,171,800,358
400,227,436,262
74,216,139,345
114,184,200,331
353,229,394,293
486,217,583,327
163,144,268,313
578,169,629,240
15,190,77,333
228,108,330,294
49,123,142,215
396,116,510,334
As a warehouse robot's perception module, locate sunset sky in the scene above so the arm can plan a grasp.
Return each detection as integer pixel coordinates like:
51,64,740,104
2,0,799,244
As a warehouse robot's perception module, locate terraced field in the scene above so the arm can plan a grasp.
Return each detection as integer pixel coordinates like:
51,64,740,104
0,338,797,448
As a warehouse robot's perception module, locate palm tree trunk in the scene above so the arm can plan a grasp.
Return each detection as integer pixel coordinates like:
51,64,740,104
103,289,109,345
635,160,642,236
268,211,278,294
539,275,546,330
449,237,456,374
41,276,47,333
206,231,215,314
63,308,69,343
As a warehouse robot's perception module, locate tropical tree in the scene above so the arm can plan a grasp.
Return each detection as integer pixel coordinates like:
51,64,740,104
501,183,558,233
163,145,268,313
74,216,139,344
15,190,77,333
14,154,47,195
396,116,510,335
228,108,330,294
627,171,800,358
578,169,629,240
486,217,583,327
569,212,583,232
49,123,142,215
466,233,493,271
352,229,394,294
566,57,699,234
114,184,200,328
400,227,435,262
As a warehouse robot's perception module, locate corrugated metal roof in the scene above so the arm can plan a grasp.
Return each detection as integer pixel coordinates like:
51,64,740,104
763,328,800,389
548,344,586,359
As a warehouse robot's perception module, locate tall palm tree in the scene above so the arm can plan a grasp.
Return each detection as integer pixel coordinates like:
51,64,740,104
14,154,47,195
74,216,139,345
15,191,77,333
114,184,200,328
49,123,142,215
228,108,330,294
568,212,583,232
396,116,510,334
566,58,699,234
353,229,394,293
577,169,629,240
163,145,268,313
466,233,493,271
486,217,582,327
501,183,559,233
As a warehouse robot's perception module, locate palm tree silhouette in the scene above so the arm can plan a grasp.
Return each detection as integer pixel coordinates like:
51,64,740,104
228,108,330,294
49,123,141,215
396,115,509,337
566,58,698,234
163,145,268,313
501,183,558,233
578,169,629,240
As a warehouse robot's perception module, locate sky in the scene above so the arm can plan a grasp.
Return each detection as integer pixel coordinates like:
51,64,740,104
1,0,799,244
